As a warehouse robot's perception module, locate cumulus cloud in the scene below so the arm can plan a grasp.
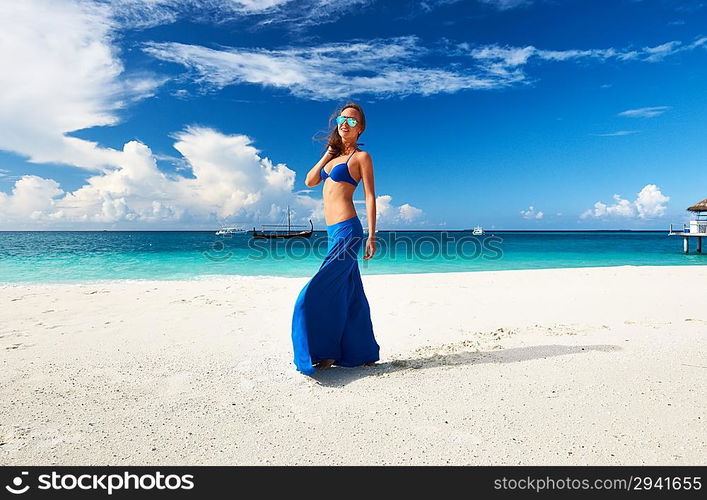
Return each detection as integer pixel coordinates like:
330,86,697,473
634,184,671,218
0,127,297,227
374,195,424,225
398,203,424,222
0,0,165,171
618,106,671,118
0,176,64,222
520,206,544,219
581,194,636,219
580,184,669,220
0,127,420,229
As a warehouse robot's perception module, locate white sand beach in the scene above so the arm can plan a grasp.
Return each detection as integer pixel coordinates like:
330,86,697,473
1,265,705,466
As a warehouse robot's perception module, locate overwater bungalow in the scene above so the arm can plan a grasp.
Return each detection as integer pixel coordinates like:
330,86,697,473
669,198,707,253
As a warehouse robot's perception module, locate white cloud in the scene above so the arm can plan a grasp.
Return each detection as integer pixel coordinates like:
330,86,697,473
143,37,504,100
479,0,533,9
398,203,424,222
464,37,707,84
641,41,682,62
0,176,64,221
143,34,707,100
618,106,671,118
375,195,424,225
467,45,538,67
520,206,544,219
590,130,638,137
635,184,670,218
581,184,669,220
467,44,616,68
101,0,372,29
0,127,422,229
0,0,165,171
581,194,636,219
421,0,534,11
0,127,307,228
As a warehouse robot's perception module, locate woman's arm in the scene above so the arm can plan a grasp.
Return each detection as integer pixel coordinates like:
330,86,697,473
359,151,377,260
304,147,335,187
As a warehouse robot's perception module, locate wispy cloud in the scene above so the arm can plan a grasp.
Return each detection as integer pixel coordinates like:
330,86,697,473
417,0,535,12
463,36,707,74
479,0,533,9
581,184,669,220
100,0,373,29
107,0,538,30
143,35,707,100
618,106,671,118
590,130,638,137
143,37,510,100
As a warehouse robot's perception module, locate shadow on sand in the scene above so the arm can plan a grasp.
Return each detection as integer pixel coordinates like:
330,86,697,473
310,343,620,387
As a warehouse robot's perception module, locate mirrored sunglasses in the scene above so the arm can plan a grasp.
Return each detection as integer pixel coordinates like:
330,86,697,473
336,116,358,127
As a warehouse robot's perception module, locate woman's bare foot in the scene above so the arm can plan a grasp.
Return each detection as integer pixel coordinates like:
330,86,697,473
315,359,335,370
364,362,376,367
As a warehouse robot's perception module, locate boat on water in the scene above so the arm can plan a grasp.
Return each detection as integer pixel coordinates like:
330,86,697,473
215,225,247,235
472,225,484,235
252,206,314,239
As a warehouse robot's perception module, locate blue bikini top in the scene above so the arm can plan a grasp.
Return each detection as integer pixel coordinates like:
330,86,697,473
321,148,359,187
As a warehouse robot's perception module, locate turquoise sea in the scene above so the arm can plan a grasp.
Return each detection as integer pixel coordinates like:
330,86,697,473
0,230,704,283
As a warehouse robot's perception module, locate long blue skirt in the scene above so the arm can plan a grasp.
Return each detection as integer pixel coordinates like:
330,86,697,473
291,215,380,375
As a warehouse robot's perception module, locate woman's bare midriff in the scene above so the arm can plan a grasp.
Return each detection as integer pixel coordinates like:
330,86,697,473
321,152,361,225
322,180,357,226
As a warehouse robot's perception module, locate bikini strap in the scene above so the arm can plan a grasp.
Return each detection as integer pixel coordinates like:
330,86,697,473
345,147,358,164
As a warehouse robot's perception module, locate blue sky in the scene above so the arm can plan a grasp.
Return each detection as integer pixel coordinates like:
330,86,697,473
1,0,706,230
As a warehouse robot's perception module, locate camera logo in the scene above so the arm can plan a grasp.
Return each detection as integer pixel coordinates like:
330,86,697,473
5,471,30,494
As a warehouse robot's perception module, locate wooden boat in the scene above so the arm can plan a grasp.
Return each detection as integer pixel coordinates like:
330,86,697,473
251,206,314,239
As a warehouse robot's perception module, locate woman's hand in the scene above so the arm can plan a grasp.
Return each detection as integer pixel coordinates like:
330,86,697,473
363,236,376,260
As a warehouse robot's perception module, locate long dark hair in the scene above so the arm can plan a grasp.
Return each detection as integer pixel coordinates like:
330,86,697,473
316,101,366,157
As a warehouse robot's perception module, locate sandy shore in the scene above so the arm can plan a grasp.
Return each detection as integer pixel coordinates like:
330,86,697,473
1,265,705,465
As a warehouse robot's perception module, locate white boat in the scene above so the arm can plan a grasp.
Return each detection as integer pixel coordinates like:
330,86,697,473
472,225,484,235
216,225,247,235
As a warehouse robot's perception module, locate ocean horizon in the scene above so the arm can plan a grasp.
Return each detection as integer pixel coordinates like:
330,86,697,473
1,229,704,283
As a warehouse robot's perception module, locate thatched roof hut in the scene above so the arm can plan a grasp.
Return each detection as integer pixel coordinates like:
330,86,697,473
687,198,707,212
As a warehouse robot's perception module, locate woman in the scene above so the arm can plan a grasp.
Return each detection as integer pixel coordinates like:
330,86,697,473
291,102,380,375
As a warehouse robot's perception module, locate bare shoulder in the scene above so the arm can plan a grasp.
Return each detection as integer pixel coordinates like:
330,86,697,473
357,150,372,160
356,150,373,166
